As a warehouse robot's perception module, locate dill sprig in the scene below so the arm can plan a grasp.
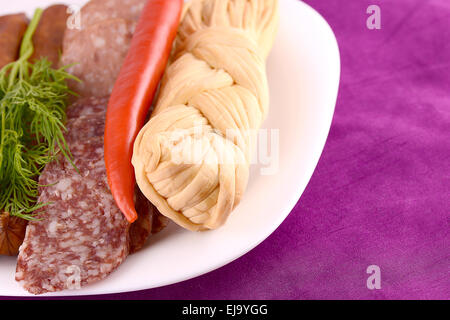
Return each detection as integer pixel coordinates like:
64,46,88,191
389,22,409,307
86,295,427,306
0,9,78,220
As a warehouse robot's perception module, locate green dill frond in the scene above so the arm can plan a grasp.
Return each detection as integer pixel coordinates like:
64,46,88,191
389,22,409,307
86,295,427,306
0,9,78,220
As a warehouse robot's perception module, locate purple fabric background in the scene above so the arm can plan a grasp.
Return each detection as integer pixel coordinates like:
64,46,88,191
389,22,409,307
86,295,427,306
3,0,449,300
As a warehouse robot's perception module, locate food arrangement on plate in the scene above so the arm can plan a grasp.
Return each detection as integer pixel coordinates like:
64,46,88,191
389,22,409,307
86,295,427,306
0,0,279,294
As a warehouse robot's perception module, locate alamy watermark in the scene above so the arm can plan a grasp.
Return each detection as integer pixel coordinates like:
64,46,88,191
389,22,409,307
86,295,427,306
367,5,381,30
157,121,279,176
66,5,81,30
367,265,381,290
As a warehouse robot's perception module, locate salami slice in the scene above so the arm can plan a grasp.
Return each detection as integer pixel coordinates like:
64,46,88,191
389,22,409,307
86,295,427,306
16,97,163,294
130,190,170,253
15,97,127,294
81,0,146,25
61,0,147,98
65,114,106,143
65,96,107,119
130,188,153,254
61,19,134,97
64,0,146,43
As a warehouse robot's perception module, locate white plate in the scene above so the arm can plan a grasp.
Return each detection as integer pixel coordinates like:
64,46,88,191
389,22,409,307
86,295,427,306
0,0,340,296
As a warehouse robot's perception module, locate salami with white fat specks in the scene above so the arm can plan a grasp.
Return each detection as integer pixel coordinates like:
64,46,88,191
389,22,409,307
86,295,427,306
61,19,134,98
64,0,147,43
15,97,129,294
61,0,147,98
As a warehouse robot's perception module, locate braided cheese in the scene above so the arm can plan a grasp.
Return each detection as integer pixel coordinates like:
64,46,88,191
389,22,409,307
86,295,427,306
132,0,279,231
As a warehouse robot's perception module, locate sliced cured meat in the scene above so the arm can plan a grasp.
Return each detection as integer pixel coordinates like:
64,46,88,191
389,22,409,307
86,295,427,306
64,0,145,41
16,139,130,294
0,13,28,69
65,114,106,143
15,96,164,294
30,5,68,66
81,0,146,26
65,96,107,119
61,19,134,97
0,212,28,256
64,0,146,43
130,192,170,253
15,97,129,294
129,188,153,254
61,0,147,98
65,97,108,143
152,211,170,234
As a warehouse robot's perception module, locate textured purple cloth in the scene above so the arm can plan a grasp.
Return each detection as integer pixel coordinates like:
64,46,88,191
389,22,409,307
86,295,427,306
3,0,449,300
100,0,450,300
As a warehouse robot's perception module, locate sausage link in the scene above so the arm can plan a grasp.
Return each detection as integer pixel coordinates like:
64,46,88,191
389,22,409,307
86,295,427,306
0,13,28,69
0,212,28,256
30,5,69,65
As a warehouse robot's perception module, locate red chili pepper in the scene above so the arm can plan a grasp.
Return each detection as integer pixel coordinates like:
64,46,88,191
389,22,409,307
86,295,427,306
104,0,183,223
